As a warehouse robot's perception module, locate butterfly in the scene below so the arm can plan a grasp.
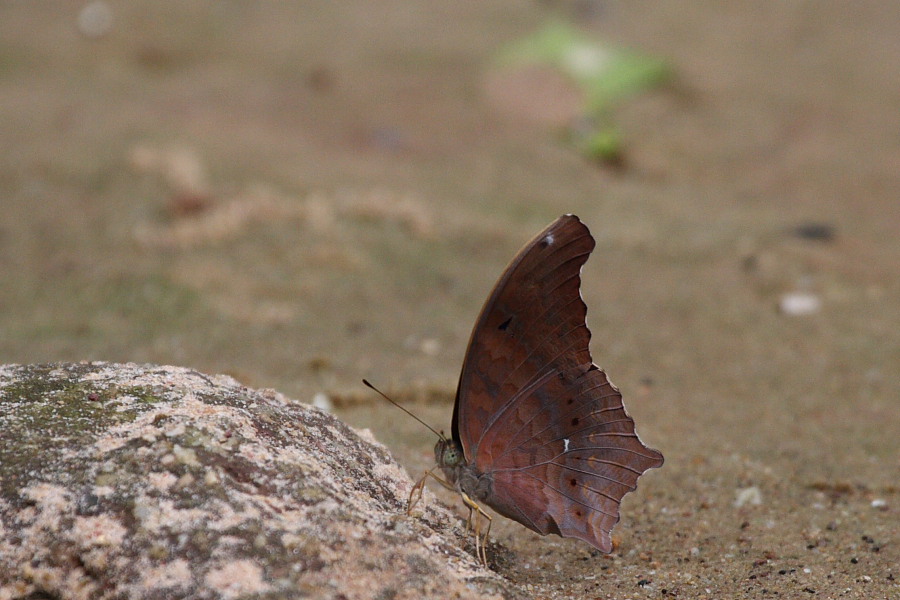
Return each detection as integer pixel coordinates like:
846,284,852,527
402,214,663,564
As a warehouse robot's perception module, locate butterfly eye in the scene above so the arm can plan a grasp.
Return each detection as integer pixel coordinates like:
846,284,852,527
443,446,462,467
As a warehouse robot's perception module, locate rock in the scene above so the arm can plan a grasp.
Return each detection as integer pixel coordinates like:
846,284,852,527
0,363,521,600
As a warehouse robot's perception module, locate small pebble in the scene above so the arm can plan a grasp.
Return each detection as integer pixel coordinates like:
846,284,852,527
312,392,333,412
77,1,113,38
419,338,441,356
790,222,836,242
370,127,405,152
779,292,822,316
734,486,763,507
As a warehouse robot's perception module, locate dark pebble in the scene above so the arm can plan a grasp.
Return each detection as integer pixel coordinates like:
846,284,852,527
790,222,836,242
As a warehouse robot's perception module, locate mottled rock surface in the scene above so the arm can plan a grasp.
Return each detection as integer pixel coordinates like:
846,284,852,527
0,363,520,600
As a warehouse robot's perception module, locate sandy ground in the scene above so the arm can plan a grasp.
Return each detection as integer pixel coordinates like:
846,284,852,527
1,2,898,598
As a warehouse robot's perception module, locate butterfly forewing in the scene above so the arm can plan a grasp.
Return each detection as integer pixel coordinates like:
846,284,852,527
454,216,595,450
453,214,663,552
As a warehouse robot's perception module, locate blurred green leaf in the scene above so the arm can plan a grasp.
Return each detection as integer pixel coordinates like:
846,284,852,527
496,21,669,163
499,21,669,111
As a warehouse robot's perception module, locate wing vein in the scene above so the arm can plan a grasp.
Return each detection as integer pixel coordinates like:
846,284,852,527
518,471,618,518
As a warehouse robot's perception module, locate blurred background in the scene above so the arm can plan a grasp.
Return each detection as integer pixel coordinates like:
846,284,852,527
2,1,899,593
3,1,896,399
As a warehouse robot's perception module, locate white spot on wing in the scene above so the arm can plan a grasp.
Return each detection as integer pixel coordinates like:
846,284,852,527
563,438,570,453
544,233,554,246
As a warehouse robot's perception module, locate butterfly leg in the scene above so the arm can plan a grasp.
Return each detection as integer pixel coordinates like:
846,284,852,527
480,509,493,565
461,491,492,566
407,468,454,515
407,471,429,515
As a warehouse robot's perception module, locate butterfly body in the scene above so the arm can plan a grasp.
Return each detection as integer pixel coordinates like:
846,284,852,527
435,438,493,504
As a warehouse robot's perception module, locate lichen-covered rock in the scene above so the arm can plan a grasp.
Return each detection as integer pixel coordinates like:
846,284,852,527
0,363,521,600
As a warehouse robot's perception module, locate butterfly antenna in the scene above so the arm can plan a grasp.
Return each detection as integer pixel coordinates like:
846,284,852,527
362,379,445,441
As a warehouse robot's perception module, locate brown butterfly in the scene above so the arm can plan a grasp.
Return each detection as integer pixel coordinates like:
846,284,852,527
394,215,663,563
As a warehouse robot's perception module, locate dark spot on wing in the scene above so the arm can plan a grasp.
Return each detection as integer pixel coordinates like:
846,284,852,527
498,317,512,331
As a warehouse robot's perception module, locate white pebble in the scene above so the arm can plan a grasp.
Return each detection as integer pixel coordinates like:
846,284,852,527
779,292,822,316
312,392,333,412
420,338,441,356
77,1,113,38
734,486,763,507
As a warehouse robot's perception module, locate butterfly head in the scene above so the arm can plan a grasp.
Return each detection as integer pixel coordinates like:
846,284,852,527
434,437,465,471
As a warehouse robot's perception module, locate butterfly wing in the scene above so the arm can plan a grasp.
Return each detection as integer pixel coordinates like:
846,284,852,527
453,214,663,552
